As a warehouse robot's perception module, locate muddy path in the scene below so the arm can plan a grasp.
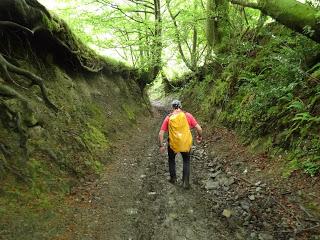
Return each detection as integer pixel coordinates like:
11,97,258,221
62,103,320,240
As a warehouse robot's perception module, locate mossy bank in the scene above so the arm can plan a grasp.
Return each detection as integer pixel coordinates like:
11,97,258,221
179,23,320,177
0,1,149,239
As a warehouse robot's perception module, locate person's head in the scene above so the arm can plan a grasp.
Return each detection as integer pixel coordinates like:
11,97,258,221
171,99,182,110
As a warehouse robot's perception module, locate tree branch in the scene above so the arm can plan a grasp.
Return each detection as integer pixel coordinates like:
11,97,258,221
197,44,208,63
229,0,259,9
129,10,154,14
230,0,320,43
127,0,155,10
109,4,146,23
173,11,180,19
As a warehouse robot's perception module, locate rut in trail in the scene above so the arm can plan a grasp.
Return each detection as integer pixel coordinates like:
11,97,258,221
68,103,319,240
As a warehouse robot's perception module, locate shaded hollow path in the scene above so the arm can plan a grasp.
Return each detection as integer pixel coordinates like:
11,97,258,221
62,102,235,240
61,101,320,240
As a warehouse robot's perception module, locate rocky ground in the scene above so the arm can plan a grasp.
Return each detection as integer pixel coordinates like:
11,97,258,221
57,102,320,240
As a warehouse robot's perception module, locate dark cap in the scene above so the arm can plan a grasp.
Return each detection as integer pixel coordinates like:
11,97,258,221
171,99,182,109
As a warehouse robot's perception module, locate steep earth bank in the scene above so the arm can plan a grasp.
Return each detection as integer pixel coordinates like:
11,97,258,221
0,1,149,238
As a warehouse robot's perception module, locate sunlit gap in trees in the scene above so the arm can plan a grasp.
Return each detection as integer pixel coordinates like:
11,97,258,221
38,0,194,79
38,0,130,62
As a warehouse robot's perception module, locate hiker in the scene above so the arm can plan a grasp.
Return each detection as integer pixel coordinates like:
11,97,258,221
158,100,202,189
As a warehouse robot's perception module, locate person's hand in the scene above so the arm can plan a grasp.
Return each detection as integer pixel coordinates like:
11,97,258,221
196,135,202,144
159,146,166,154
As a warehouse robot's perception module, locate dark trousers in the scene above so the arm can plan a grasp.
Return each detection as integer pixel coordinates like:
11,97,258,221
168,145,190,183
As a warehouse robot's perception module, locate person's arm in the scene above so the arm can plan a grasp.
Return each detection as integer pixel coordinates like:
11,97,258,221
158,130,165,146
158,116,169,153
185,112,203,143
195,124,203,143
158,130,166,153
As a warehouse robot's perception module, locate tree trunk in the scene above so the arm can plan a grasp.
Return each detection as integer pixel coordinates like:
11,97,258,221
206,0,229,53
230,0,320,43
150,0,162,81
191,25,198,70
190,0,199,71
206,0,218,47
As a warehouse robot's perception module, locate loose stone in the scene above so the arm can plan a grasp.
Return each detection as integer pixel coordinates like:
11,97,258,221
248,195,255,201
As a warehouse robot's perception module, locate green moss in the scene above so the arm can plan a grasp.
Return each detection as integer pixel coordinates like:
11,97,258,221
122,103,136,123
84,159,104,174
81,123,109,152
0,187,69,240
90,106,106,127
42,15,53,30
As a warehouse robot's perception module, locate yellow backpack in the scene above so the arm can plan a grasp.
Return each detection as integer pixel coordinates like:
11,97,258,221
168,111,192,153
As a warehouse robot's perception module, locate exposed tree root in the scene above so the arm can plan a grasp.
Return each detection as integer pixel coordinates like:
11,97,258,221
0,54,58,112
54,37,103,72
0,19,103,74
0,100,29,181
0,20,58,111
0,81,37,179
0,98,28,148
0,143,29,180
0,82,28,102
0,0,117,181
0,21,34,35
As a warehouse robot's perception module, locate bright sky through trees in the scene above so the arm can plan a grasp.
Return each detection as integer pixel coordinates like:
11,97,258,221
38,0,193,78
38,0,319,79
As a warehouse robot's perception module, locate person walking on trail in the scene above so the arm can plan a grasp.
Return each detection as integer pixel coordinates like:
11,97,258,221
158,100,202,189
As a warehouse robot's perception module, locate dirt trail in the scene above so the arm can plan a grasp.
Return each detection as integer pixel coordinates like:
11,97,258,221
62,102,320,240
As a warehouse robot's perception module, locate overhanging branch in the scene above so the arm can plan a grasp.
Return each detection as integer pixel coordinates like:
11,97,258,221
229,0,259,9
229,0,320,43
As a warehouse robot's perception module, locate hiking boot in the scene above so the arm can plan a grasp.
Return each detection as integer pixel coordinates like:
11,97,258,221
182,181,190,190
169,177,177,184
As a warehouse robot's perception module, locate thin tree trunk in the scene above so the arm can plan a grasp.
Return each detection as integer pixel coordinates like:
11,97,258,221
206,0,218,48
150,0,162,80
206,0,229,53
191,1,199,70
191,25,198,70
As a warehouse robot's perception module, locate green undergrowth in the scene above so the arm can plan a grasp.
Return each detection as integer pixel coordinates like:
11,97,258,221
180,24,320,177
